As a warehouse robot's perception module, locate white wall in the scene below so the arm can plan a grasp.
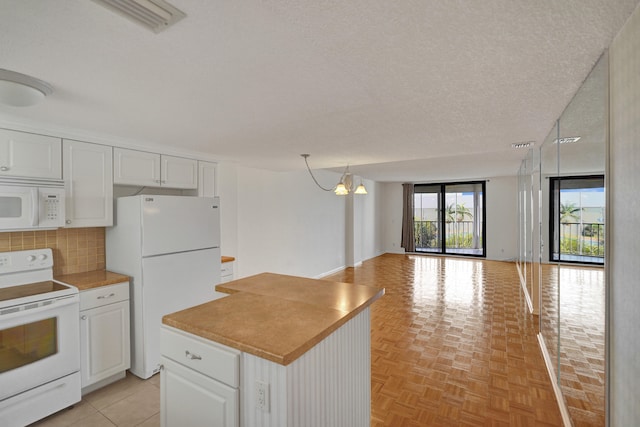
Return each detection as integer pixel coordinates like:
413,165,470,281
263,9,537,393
346,178,386,266
381,182,404,254
218,161,239,260
485,176,519,261
219,163,385,279
609,3,640,425
360,180,386,261
218,166,385,279
237,166,345,278
380,177,519,261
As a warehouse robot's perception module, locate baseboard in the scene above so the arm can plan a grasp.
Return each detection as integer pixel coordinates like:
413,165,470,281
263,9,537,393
315,266,348,279
516,263,534,314
537,334,573,427
314,251,385,279
81,371,127,395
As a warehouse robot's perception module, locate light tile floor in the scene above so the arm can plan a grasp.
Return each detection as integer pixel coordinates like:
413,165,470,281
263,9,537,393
30,373,160,427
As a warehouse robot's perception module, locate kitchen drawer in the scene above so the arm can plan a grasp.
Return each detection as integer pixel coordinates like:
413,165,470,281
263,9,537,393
160,326,239,388
80,282,129,311
221,262,234,282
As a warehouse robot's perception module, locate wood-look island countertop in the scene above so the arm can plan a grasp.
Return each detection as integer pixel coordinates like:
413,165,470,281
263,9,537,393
162,272,384,365
55,270,130,291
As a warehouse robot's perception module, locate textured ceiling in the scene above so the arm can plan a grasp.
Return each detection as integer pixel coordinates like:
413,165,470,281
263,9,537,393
0,0,638,182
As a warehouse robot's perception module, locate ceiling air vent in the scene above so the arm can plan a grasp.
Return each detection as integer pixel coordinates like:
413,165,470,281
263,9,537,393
92,0,186,33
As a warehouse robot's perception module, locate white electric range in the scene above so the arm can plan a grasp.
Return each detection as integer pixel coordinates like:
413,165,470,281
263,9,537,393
0,248,81,427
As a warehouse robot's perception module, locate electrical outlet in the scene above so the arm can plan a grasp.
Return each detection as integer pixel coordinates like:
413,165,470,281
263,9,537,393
256,380,270,412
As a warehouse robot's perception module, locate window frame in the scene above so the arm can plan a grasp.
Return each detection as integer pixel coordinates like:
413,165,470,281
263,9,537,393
548,174,605,265
413,180,486,258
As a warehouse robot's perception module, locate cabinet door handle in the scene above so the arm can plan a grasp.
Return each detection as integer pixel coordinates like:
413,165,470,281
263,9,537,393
97,292,116,300
81,315,87,320
185,350,202,360
0,166,9,171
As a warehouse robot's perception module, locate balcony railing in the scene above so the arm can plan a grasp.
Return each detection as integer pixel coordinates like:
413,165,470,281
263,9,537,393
414,220,438,249
414,220,479,250
559,222,605,258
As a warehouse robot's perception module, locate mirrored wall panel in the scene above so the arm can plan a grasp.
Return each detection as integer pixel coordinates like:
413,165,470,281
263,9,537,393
539,53,608,425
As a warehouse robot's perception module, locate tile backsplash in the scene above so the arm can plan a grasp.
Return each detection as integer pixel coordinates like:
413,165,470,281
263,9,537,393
0,227,105,276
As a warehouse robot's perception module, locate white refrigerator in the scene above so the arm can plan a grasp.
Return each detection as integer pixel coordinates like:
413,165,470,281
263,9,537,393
106,195,224,379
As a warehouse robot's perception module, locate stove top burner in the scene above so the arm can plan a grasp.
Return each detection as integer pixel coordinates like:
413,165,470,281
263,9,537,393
0,281,72,303
0,249,78,312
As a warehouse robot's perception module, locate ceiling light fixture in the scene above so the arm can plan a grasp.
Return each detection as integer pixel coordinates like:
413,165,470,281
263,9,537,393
0,69,53,107
301,154,367,196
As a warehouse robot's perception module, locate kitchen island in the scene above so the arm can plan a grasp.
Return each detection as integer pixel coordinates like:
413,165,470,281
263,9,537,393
161,272,384,427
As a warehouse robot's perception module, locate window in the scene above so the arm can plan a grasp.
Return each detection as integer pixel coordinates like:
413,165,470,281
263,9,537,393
549,175,604,264
413,181,486,257
0,318,58,373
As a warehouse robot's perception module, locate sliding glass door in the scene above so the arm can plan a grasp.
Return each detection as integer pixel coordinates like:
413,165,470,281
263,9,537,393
414,181,485,257
413,184,442,251
445,183,484,255
550,175,605,264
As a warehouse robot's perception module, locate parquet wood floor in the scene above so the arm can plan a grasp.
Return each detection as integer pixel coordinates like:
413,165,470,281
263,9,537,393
326,254,564,426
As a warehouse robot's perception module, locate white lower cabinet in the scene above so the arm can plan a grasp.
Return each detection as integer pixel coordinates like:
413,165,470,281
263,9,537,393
79,282,131,393
161,357,238,427
160,326,239,427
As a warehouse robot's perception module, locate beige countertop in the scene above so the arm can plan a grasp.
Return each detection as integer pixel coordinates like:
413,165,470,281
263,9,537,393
55,270,130,291
162,272,384,365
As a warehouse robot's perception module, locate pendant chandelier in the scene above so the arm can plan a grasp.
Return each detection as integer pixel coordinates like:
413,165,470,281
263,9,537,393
301,154,367,196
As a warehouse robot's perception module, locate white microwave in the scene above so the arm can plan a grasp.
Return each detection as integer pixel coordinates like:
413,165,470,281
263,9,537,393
0,178,65,230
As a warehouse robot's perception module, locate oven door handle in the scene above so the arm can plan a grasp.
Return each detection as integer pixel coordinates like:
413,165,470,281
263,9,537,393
0,295,78,321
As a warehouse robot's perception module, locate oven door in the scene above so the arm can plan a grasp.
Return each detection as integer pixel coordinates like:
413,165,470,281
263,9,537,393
0,294,80,400
0,185,38,230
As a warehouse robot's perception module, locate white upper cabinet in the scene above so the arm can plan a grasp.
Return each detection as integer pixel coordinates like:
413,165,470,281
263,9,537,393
197,161,217,197
63,140,113,227
113,147,161,187
114,148,197,189
162,155,198,189
0,129,62,179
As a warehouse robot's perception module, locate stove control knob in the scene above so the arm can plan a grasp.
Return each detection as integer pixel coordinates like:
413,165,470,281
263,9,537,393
38,254,48,261
27,255,37,262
